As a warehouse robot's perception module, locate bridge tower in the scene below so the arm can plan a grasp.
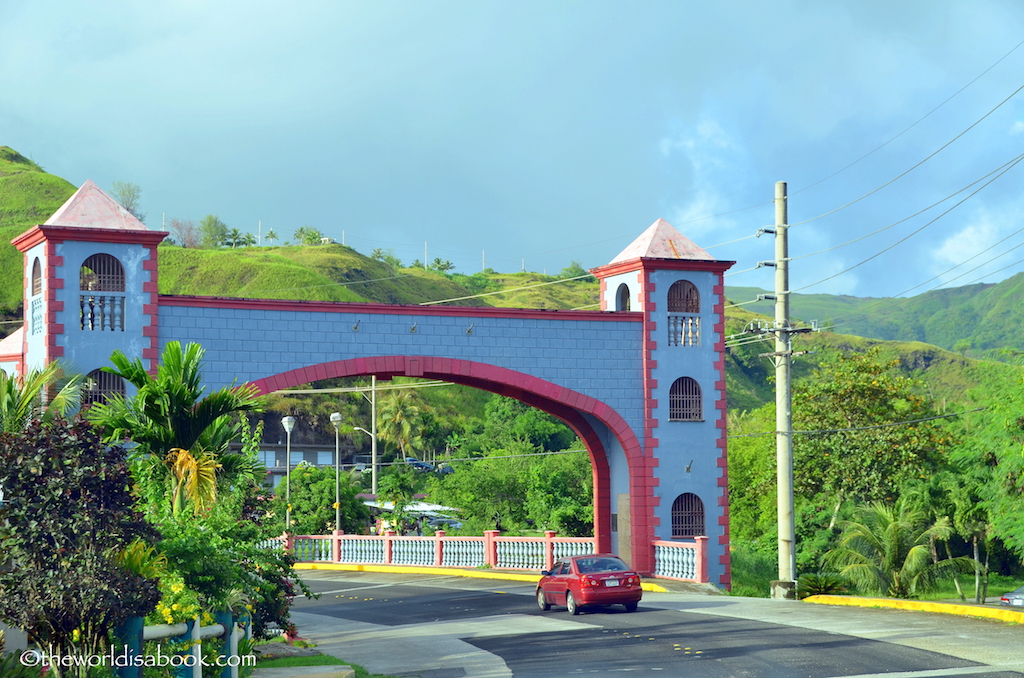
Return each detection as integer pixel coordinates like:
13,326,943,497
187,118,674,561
591,219,734,588
9,180,167,402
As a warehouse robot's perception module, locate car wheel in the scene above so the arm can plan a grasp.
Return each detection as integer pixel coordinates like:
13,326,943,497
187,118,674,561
566,591,580,615
537,589,550,611
624,601,638,612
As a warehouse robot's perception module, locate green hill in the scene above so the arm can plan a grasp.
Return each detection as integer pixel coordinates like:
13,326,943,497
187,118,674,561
1,145,1018,416
727,277,1024,361
0,147,76,316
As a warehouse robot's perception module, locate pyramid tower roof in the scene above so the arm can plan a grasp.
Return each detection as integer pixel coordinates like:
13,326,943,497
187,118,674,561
43,179,148,231
609,218,714,264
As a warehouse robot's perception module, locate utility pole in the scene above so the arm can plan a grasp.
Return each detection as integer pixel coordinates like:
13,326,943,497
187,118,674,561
773,181,797,598
747,181,811,597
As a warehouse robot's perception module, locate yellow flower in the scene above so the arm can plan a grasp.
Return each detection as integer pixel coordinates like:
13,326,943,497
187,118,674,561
171,603,181,611
171,582,185,594
72,629,80,642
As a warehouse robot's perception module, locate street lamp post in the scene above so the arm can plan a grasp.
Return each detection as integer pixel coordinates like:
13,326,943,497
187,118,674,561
330,411,342,532
354,426,378,495
282,416,295,530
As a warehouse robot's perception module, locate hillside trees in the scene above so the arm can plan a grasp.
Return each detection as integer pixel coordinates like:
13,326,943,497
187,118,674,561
953,362,1024,558
728,349,954,568
110,180,146,223
199,214,228,248
294,226,323,245
168,217,200,248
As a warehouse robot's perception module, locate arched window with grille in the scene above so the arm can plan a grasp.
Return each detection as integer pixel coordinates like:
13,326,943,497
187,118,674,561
30,257,43,336
79,254,126,331
667,280,700,346
81,368,126,407
671,492,705,538
615,283,631,311
80,254,125,292
669,377,702,421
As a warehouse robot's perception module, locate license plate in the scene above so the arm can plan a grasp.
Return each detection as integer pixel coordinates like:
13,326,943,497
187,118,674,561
1014,599,1022,606
604,579,619,587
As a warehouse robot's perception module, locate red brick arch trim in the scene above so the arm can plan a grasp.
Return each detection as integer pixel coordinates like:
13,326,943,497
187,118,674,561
249,355,656,574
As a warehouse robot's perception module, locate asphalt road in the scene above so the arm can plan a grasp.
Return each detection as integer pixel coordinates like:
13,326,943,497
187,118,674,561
285,571,1024,678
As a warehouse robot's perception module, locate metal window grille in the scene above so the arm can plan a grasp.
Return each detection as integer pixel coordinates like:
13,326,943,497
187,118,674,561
667,280,699,313
669,377,702,421
80,254,125,292
31,258,42,296
616,283,631,311
671,493,705,538
81,369,126,407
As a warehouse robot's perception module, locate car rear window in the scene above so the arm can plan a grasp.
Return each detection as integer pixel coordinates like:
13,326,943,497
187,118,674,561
576,557,629,573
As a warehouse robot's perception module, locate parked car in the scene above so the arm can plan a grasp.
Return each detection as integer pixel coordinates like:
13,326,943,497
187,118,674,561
1000,585,1024,607
536,554,642,615
405,457,434,472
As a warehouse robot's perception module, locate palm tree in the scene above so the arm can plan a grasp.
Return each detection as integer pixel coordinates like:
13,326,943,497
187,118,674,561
87,341,262,456
265,229,278,244
824,499,970,598
0,362,82,433
376,390,422,457
86,342,263,515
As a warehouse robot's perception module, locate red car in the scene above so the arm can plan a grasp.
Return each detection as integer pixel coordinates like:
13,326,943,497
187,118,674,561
536,554,642,615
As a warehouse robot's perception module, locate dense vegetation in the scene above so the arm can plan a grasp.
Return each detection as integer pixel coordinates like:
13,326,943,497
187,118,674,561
3,147,1023,600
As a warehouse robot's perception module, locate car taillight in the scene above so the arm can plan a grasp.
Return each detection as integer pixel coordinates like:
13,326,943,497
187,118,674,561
626,575,640,586
584,578,600,587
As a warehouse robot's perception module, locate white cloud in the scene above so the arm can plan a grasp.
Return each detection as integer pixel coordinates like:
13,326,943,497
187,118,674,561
929,207,1023,288
1011,121,1024,135
659,118,751,241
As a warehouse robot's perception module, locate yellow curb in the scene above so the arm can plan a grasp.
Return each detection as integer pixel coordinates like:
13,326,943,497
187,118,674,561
293,562,670,591
804,595,1024,624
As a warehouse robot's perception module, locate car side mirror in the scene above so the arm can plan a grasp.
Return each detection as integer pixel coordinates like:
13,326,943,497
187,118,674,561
540,570,551,576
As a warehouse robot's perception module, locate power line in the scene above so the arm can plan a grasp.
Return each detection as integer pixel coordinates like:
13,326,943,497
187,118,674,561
790,80,1024,229
791,36,1024,197
791,151,1024,294
728,407,986,439
791,151,1024,262
418,273,593,306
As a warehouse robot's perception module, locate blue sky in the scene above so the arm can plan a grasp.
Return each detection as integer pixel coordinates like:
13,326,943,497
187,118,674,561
4,1,1024,300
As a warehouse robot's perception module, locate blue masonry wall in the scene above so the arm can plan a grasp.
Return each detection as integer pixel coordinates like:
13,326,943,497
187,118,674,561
159,303,647,435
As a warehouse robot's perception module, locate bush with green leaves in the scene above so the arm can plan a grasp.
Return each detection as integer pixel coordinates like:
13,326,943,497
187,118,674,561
0,419,160,666
267,463,370,536
797,573,849,599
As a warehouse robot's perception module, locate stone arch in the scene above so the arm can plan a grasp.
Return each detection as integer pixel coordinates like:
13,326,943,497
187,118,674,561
249,355,655,572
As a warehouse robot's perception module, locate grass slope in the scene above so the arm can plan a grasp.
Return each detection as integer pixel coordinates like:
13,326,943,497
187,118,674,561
0,147,77,313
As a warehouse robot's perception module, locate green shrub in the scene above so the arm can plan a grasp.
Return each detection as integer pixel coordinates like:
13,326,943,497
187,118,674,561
797,572,849,599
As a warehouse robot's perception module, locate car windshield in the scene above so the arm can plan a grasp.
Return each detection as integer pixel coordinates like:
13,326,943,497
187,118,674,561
575,557,629,574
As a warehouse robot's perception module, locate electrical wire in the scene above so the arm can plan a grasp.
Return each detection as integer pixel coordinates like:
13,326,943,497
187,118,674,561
418,273,593,306
727,407,986,439
790,80,1024,228
790,152,1024,294
791,151,1024,261
791,37,1024,197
